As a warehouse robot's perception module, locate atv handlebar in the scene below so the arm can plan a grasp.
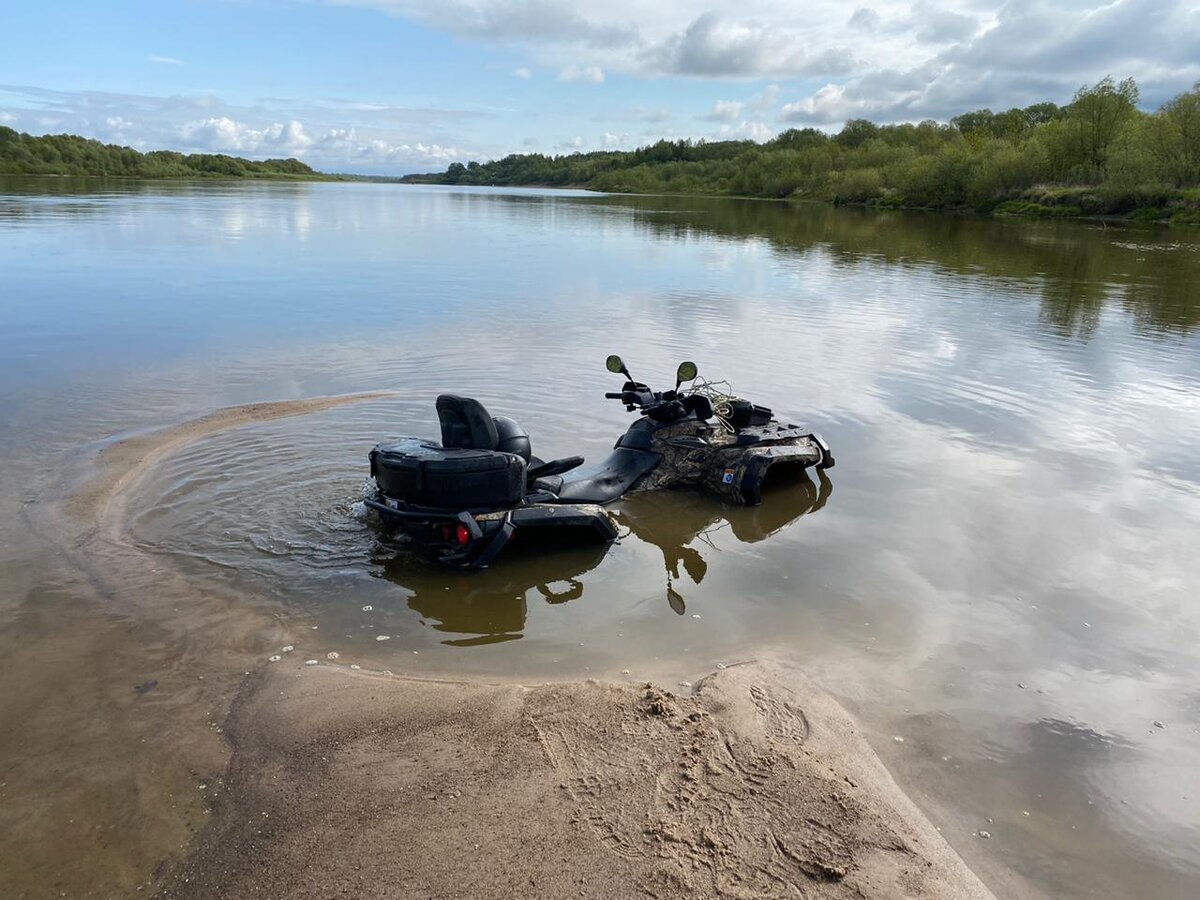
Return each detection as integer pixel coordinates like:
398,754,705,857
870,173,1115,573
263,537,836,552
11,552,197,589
605,386,683,423
603,357,711,424
608,389,658,408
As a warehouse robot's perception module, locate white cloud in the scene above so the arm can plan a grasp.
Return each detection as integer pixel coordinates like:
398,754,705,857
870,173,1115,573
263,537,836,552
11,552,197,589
754,84,780,111
148,55,183,65
369,139,462,163
309,126,463,164
745,121,772,141
332,1,894,76
775,0,1200,127
316,99,389,112
780,85,847,124
180,117,315,155
848,7,881,32
645,10,858,77
714,119,773,141
632,105,671,123
601,131,628,148
328,0,1200,123
177,117,466,166
513,66,532,79
701,84,780,129
0,111,15,124
556,135,586,151
559,63,605,83
913,2,978,44
704,99,744,121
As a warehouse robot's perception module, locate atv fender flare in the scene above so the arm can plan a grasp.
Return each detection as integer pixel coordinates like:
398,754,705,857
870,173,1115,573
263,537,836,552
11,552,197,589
708,441,829,505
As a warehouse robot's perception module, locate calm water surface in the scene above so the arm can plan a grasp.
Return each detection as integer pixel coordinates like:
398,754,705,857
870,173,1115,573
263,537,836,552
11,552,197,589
1,177,1198,898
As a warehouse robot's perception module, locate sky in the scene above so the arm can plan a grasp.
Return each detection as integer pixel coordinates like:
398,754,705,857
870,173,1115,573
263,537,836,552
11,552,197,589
1,0,1197,175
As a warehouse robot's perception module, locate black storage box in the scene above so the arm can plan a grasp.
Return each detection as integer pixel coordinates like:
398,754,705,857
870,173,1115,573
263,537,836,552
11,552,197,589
370,438,525,510
729,400,773,429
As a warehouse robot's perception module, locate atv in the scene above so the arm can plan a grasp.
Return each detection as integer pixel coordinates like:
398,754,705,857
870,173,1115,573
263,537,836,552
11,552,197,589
364,355,834,568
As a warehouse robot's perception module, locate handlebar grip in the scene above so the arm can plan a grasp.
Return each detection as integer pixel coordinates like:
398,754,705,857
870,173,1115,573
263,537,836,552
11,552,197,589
605,392,624,399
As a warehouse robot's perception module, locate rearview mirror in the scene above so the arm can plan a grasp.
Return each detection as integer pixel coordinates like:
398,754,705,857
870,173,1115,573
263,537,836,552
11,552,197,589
606,354,626,374
676,361,698,383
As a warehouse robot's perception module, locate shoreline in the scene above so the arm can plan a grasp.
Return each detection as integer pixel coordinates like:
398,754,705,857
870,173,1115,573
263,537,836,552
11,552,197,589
0,171,350,183
6,172,1194,226
153,660,996,899
395,180,1199,226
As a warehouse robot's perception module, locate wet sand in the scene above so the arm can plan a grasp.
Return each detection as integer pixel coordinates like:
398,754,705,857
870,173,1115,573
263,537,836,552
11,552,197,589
65,393,398,543
0,395,396,897
155,661,993,899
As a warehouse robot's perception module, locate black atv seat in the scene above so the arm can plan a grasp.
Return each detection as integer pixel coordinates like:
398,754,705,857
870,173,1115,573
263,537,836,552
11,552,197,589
437,394,499,451
435,394,584,487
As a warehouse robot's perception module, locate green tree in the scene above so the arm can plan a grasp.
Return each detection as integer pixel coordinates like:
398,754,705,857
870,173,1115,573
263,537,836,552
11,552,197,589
769,128,829,150
1023,102,1064,126
1159,82,1200,185
1098,120,1155,189
951,109,995,134
1063,76,1141,178
836,119,880,148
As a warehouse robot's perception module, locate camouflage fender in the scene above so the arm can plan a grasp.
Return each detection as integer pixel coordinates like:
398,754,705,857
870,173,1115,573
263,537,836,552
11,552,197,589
704,443,823,504
628,420,826,505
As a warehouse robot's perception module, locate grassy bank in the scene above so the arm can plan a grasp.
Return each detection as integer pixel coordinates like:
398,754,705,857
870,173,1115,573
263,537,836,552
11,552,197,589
405,77,1200,225
990,186,1200,223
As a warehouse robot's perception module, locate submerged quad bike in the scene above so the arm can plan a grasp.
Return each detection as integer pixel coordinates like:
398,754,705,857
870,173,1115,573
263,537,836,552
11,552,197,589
365,355,834,568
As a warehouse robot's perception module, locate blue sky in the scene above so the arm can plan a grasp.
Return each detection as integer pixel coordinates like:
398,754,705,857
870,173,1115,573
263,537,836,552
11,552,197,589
1,0,1197,174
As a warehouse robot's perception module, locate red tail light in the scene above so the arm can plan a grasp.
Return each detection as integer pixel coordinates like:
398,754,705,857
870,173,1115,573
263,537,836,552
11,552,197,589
455,523,471,545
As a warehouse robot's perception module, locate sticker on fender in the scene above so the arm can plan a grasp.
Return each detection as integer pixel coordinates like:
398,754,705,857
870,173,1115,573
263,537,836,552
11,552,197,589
722,468,736,484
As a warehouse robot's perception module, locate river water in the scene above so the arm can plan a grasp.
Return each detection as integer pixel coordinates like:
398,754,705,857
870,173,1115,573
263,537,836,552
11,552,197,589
1,177,1197,898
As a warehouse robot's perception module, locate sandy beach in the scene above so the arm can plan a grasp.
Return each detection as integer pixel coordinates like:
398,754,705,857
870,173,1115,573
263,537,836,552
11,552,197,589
154,661,994,899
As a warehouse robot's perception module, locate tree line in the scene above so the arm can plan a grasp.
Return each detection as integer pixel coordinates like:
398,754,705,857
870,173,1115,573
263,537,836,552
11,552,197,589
0,127,319,179
407,77,1200,223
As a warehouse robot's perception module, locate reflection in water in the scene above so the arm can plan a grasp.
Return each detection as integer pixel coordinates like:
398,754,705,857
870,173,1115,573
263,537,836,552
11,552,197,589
373,467,832,640
616,468,833,615
597,195,1200,336
373,543,608,646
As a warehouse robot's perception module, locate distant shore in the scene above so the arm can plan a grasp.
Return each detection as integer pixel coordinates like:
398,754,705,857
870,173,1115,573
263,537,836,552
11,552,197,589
0,126,333,181
0,168,407,184
8,168,1191,227
399,76,1200,227
396,176,1200,225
